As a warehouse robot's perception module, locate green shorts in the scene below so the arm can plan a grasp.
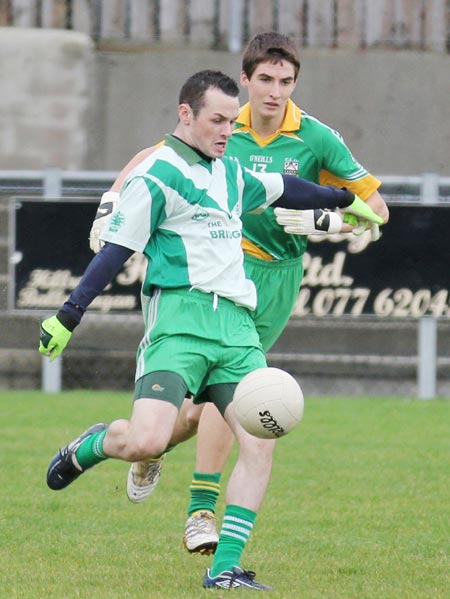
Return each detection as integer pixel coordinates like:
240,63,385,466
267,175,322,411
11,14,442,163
244,254,303,352
134,287,266,407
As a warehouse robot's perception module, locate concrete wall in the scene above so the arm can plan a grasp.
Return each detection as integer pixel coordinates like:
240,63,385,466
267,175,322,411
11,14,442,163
0,28,93,170
90,47,450,177
1,28,449,175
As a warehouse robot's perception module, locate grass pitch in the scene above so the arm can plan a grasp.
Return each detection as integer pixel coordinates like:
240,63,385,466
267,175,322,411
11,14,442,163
0,391,449,598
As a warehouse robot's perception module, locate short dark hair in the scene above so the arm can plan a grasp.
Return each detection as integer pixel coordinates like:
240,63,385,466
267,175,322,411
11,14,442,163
179,70,239,117
242,32,300,80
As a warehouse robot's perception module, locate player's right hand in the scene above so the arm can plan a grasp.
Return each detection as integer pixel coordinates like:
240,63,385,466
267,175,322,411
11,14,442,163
39,315,72,361
89,191,119,253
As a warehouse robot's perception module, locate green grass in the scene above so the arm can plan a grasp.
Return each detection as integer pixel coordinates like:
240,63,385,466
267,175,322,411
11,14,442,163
1,391,449,598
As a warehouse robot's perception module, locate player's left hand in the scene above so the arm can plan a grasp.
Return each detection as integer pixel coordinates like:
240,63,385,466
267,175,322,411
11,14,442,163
343,213,381,241
341,195,383,226
353,221,381,241
274,208,343,235
39,315,72,361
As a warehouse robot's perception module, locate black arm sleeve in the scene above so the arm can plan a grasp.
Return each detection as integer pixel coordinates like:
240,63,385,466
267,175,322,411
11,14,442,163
273,175,354,210
57,243,134,330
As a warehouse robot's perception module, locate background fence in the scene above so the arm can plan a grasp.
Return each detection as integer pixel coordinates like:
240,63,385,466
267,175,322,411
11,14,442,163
0,169,449,397
1,2,449,397
1,0,450,51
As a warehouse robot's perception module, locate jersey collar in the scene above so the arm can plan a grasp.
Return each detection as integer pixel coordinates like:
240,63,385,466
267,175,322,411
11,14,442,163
236,98,302,136
164,134,212,165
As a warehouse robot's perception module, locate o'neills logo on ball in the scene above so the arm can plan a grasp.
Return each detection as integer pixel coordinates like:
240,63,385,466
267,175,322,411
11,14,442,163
258,410,286,438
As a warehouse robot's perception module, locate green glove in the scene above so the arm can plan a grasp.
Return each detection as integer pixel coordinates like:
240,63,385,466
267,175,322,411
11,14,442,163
342,195,383,225
342,213,359,227
39,315,72,361
343,212,381,242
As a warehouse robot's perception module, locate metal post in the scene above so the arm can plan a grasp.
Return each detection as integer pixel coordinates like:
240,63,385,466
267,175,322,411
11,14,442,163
42,167,63,392
417,316,437,399
420,172,439,205
43,166,62,198
228,0,243,53
42,355,62,393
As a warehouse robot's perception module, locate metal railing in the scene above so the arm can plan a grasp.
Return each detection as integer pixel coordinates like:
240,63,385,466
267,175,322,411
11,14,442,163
1,169,450,203
1,0,449,52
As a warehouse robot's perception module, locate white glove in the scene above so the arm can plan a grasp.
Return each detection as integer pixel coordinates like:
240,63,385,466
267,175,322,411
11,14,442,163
89,191,119,253
274,208,343,235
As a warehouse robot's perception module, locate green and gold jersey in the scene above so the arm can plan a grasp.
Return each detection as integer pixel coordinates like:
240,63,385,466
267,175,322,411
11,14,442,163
227,99,381,261
101,135,283,310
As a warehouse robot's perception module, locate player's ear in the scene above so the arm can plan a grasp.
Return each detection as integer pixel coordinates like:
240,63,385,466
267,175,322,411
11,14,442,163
178,103,192,126
240,71,249,88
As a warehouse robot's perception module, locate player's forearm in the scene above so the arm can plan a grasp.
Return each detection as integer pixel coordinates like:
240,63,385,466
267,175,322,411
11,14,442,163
274,175,355,210
58,243,134,329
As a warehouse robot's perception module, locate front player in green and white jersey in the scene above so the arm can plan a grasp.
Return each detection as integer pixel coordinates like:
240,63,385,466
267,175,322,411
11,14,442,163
42,70,382,591
88,34,389,557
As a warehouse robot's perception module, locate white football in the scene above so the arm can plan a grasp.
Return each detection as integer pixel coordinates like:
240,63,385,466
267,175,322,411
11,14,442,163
233,367,304,439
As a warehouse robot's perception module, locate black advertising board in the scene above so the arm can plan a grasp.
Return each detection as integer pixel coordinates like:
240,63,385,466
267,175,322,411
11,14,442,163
292,204,450,319
9,199,450,320
10,198,143,313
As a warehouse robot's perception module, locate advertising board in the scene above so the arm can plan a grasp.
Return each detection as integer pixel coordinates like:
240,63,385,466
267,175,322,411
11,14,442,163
10,199,450,320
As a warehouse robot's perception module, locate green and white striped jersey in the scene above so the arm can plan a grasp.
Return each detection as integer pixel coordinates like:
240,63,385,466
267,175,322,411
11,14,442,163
101,135,283,310
228,99,381,261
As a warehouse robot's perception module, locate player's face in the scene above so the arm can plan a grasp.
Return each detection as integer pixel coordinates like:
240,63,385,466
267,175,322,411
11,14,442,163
241,60,297,121
182,88,239,159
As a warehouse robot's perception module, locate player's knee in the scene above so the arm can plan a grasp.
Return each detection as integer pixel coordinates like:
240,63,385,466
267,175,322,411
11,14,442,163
183,408,201,431
124,435,169,461
238,431,276,458
179,401,203,431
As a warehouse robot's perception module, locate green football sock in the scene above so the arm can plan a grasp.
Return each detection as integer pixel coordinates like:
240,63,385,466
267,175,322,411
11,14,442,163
210,504,257,577
187,471,221,516
74,429,108,470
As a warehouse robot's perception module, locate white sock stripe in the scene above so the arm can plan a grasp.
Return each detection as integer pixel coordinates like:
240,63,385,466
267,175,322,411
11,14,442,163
223,515,254,529
221,523,251,536
93,430,107,459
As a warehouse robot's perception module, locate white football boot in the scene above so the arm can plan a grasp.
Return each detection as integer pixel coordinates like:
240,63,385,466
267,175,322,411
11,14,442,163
126,455,165,503
183,510,219,555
